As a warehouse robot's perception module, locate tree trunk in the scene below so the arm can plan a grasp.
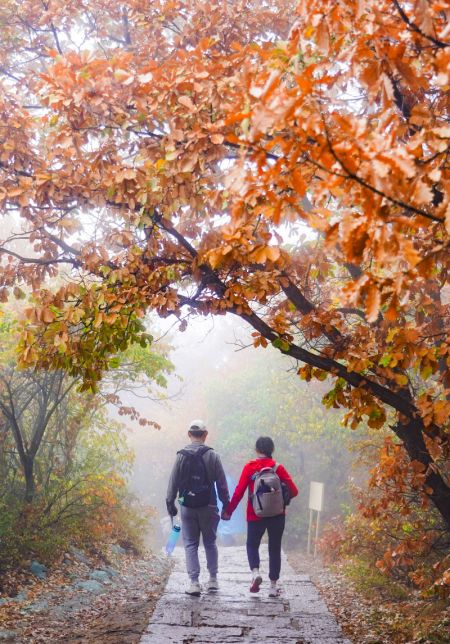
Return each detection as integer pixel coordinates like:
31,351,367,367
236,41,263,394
392,418,450,531
24,456,35,503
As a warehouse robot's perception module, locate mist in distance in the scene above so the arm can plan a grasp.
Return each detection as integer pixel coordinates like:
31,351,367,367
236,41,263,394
119,314,366,549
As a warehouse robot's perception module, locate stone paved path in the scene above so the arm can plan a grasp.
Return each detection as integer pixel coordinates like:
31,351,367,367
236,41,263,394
140,546,351,643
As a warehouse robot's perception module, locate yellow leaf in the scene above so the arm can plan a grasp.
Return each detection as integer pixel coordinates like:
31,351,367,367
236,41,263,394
266,246,280,262
252,246,268,263
386,327,399,342
208,251,222,269
94,312,104,328
420,365,433,380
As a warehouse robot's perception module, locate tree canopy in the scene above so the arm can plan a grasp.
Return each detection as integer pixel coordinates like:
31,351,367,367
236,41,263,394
0,1,448,526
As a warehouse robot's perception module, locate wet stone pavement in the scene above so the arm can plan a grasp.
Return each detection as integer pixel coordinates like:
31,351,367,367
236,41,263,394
140,546,351,643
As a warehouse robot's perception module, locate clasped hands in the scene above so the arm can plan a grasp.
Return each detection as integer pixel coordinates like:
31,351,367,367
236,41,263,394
168,501,231,521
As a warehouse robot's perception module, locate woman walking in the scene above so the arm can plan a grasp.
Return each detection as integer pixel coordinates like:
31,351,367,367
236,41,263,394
221,436,298,597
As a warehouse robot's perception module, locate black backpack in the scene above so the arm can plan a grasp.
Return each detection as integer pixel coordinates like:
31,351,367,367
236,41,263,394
177,446,212,508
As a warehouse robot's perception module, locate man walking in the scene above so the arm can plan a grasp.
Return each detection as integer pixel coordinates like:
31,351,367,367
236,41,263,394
166,419,230,596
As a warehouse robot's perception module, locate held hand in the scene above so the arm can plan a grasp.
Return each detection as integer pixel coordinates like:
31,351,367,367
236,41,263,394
221,510,231,521
166,501,178,517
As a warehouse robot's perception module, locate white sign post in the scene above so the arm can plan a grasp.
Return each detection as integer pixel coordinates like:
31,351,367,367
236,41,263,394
307,481,324,558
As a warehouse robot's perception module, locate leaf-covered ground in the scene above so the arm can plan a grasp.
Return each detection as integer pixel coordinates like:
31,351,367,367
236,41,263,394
0,547,170,643
288,552,449,644
2,547,448,642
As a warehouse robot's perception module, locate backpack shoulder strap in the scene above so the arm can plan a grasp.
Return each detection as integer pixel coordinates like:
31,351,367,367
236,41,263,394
197,445,212,457
252,466,271,480
196,446,212,483
273,463,279,472
177,446,212,457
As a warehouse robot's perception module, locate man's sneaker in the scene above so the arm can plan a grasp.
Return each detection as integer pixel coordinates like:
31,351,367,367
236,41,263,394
268,583,280,597
185,581,201,597
205,578,219,592
249,573,263,593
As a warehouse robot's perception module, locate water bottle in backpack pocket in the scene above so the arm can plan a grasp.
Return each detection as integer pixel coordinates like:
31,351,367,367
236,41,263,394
251,465,285,518
177,446,212,509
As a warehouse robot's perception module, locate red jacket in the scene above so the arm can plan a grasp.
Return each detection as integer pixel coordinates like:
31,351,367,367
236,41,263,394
225,457,299,522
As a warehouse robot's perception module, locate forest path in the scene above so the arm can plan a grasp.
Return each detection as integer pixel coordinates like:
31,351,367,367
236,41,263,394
140,545,351,643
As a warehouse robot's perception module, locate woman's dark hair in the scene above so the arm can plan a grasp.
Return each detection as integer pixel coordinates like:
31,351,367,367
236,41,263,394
255,436,275,458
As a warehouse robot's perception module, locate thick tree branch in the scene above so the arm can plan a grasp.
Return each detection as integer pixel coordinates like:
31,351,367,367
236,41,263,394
0,246,79,267
280,274,344,345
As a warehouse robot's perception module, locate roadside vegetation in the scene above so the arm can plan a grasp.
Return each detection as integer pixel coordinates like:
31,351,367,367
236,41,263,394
0,311,173,572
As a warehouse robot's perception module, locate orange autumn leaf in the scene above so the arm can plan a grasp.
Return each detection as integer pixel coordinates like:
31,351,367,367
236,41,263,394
365,284,381,323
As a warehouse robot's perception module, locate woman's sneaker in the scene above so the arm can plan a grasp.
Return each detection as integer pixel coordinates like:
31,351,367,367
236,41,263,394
249,573,263,593
185,581,201,597
268,582,280,597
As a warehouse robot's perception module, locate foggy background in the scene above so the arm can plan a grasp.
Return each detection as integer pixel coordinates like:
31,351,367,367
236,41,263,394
116,314,366,550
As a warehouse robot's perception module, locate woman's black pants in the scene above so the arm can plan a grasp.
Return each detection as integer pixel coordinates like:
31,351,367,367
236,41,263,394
246,514,285,581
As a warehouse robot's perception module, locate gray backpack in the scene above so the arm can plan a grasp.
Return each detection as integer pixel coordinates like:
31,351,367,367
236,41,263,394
251,465,285,518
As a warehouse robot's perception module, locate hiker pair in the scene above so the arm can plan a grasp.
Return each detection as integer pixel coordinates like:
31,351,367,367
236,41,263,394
166,420,298,597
